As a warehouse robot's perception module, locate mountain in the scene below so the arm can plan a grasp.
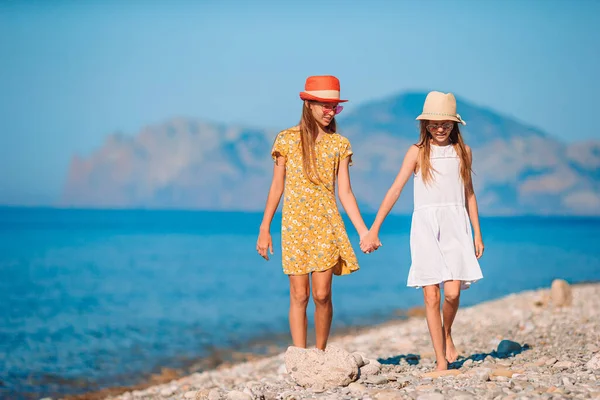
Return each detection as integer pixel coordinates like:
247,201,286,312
61,92,600,215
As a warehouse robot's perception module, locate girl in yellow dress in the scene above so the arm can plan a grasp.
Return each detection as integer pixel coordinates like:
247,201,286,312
256,75,371,350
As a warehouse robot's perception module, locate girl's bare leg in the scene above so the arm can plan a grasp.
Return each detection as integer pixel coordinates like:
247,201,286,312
423,284,447,370
288,274,310,348
442,280,462,363
311,268,334,350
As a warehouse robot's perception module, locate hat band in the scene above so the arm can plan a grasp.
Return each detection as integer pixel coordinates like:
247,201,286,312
420,112,459,118
303,89,340,99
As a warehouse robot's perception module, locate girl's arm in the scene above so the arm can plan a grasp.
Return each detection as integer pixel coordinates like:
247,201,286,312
337,156,369,239
366,145,419,238
257,156,286,260
465,146,484,258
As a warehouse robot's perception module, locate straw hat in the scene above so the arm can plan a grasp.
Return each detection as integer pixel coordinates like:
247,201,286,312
299,75,348,103
416,91,466,125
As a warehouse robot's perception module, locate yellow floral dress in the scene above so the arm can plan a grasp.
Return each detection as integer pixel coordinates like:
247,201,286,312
271,126,360,276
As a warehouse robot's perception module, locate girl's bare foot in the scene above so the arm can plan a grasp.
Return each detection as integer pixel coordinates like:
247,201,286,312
445,333,459,363
435,358,448,371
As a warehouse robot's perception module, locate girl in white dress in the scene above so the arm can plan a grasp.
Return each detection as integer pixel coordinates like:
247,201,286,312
361,91,484,370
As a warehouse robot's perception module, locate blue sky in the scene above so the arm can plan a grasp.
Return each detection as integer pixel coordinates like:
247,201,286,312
1,0,599,205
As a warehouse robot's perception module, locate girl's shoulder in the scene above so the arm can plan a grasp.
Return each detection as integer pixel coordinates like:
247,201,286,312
409,143,422,156
275,126,301,140
406,144,420,164
286,125,300,133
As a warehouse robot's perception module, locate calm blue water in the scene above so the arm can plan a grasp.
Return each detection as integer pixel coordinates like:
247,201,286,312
1,208,599,398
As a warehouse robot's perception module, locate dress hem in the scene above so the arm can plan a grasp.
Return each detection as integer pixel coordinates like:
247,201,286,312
284,256,359,277
407,277,483,290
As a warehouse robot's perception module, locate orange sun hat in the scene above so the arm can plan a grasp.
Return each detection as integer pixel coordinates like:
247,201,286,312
299,75,348,103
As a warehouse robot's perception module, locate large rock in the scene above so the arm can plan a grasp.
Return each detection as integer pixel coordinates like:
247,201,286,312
283,346,359,388
550,279,573,307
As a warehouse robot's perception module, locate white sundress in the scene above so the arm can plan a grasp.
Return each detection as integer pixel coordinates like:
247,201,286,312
407,144,483,289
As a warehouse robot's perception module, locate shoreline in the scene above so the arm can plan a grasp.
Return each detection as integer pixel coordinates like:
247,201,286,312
55,280,600,400
58,315,410,400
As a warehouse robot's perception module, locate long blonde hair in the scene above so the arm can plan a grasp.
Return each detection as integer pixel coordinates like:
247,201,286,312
298,102,336,185
416,121,473,193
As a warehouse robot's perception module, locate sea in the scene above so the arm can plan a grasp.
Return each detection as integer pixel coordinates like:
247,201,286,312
1,207,599,398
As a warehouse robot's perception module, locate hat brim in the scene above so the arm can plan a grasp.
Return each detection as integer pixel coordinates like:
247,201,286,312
416,114,466,125
300,92,348,103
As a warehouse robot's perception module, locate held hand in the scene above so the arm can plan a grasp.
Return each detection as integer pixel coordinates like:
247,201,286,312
474,235,484,259
256,230,274,260
360,230,382,254
370,234,383,253
360,231,374,253
359,231,369,253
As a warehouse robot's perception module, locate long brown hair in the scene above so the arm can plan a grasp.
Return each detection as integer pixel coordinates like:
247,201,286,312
416,121,473,193
299,102,337,185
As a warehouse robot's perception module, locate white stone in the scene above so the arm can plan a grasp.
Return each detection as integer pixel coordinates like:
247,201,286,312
348,382,367,393
226,391,252,400
586,353,600,370
351,352,367,367
284,345,359,388
360,358,382,377
553,360,575,369
160,386,176,397
208,389,222,400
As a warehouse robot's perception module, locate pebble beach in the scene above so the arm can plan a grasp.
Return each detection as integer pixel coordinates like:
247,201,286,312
89,281,600,400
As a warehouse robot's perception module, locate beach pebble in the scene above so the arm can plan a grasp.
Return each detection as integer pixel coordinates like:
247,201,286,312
450,393,475,400
278,391,297,400
415,393,445,400
484,355,495,363
586,353,600,370
587,344,599,353
360,359,382,376
366,374,389,385
226,391,252,400
553,360,575,369
309,383,326,393
465,367,491,382
351,352,367,367
208,389,222,400
262,391,278,400
545,357,558,366
160,386,176,397
348,382,367,393
373,390,405,399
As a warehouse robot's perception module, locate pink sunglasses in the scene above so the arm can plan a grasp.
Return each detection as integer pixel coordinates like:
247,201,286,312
320,104,344,115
